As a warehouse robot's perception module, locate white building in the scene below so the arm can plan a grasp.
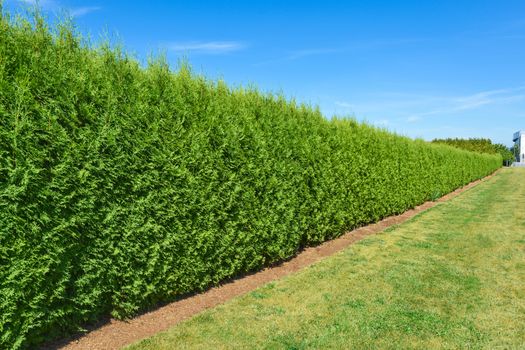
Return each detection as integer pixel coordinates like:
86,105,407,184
513,131,525,164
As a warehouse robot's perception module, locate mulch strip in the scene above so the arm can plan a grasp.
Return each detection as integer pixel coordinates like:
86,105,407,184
42,172,496,350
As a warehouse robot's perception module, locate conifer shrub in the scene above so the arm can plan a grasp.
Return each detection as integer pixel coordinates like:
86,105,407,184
432,138,514,165
0,10,501,348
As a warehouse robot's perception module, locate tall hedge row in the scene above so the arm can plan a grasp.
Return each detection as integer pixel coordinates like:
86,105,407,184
432,138,515,165
0,12,501,349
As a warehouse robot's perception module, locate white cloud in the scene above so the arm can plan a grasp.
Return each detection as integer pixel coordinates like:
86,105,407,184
331,85,525,137
13,0,101,17
166,41,246,54
254,38,425,66
288,48,343,60
370,86,525,122
374,119,390,126
70,6,101,17
453,86,525,111
408,86,525,119
16,0,55,6
406,115,421,122
335,101,353,109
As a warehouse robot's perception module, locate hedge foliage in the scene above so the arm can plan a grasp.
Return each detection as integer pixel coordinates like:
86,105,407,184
432,138,514,165
0,10,501,349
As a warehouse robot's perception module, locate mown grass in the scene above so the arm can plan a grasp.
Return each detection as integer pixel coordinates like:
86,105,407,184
129,168,525,349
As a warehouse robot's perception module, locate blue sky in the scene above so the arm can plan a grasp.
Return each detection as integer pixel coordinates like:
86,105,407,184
5,0,525,146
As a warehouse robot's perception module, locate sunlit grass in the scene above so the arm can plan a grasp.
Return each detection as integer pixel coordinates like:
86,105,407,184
129,168,525,349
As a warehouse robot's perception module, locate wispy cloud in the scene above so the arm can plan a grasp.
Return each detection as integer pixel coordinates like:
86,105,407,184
254,38,424,66
407,86,525,119
13,0,101,17
331,85,525,130
16,0,55,6
335,101,354,109
70,6,101,17
374,119,390,127
454,87,525,110
406,115,421,123
166,41,246,54
288,48,343,60
290,39,423,60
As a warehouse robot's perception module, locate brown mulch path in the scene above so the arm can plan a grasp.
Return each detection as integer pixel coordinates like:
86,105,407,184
43,172,496,350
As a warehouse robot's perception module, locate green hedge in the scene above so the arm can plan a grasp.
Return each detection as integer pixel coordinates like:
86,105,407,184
432,138,515,165
0,12,501,349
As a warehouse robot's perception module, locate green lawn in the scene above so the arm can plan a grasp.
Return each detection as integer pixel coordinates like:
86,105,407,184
128,168,525,350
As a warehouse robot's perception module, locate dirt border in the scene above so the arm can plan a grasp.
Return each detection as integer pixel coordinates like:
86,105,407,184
42,172,497,350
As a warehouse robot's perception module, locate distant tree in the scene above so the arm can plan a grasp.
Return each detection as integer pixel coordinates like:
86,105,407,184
492,143,515,166
512,143,520,162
